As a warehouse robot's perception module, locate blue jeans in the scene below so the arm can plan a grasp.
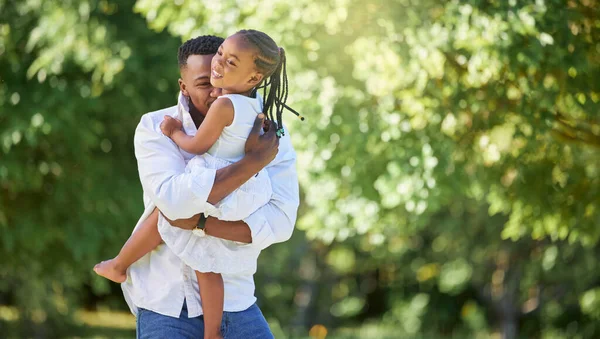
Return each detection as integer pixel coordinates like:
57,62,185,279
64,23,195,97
136,301,274,339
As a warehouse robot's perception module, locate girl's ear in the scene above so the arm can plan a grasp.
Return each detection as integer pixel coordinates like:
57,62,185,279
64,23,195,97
248,72,264,86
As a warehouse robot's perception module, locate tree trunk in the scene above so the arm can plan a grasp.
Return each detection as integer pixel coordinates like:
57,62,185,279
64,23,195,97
290,250,319,331
500,295,518,339
498,256,522,339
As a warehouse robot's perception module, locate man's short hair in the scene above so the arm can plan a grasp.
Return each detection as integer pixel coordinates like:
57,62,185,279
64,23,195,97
178,35,224,69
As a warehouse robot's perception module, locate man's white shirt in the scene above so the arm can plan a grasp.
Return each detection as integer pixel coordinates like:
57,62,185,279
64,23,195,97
121,93,299,317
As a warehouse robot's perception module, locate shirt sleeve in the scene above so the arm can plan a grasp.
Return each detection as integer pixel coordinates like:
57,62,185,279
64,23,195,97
243,130,300,250
134,114,216,220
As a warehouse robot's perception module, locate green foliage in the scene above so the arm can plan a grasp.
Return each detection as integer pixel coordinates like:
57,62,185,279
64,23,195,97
135,0,600,337
1,0,599,338
1,0,182,335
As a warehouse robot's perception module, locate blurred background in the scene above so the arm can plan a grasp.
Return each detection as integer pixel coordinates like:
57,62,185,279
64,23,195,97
1,0,599,338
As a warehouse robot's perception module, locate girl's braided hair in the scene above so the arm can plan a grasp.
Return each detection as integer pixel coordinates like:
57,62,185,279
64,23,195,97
237,29,303,137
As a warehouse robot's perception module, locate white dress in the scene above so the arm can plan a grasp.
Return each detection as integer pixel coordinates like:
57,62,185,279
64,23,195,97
157,93,271,275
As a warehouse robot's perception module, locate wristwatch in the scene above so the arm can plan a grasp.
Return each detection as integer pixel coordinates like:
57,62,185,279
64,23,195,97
192,213,207,237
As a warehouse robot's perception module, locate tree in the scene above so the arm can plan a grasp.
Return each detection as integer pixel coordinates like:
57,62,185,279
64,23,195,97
0,0,182,336
1,0,599,337
134,0,600,337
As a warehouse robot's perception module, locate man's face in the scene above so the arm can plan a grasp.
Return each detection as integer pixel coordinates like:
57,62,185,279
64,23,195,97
179,54,222,116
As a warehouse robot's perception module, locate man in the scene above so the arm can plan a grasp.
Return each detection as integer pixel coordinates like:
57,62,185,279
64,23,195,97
121,35,299,338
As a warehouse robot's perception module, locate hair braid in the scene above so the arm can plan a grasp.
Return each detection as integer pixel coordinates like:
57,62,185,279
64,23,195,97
237,29,302,138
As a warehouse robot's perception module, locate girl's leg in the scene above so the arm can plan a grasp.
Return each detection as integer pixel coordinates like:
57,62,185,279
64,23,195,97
94,208,162,283
196,271,224,339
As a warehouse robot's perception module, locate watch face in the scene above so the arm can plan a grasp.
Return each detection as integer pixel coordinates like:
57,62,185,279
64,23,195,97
192,228,207,237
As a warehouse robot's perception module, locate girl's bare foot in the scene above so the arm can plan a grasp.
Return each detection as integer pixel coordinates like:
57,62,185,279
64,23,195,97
93,259,127,283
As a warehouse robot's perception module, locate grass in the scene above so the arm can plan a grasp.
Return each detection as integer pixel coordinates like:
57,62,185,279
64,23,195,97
0,305,135,338
0,305,469,338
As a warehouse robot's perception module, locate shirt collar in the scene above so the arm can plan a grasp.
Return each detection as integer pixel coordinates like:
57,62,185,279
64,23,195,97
177,92,201,136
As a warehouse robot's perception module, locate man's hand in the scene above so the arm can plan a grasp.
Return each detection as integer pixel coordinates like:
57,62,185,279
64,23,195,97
161,212,199,230
160,116,183,138
244,113,279,168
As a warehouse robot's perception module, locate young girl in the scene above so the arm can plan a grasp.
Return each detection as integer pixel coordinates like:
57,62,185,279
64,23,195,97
94,29,300,339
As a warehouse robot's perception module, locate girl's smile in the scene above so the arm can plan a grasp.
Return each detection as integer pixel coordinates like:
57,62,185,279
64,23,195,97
211,69,223,79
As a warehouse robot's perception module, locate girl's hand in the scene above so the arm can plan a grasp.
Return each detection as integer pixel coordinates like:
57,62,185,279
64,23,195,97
160,116,183,138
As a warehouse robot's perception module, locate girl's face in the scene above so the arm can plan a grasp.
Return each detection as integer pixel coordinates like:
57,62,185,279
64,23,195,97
210,33,264,94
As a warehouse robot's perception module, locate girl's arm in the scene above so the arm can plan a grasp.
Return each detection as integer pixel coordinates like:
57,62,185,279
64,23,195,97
161,97,234,154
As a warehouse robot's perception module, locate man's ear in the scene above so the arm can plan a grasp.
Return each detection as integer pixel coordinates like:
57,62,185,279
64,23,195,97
178,78,188,96
248,73,264,86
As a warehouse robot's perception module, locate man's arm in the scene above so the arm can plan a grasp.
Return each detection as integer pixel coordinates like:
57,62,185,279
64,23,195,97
166,127,299,248
242,129,299,249
208,115,279,204
163,215,253,243
135,112,276,220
